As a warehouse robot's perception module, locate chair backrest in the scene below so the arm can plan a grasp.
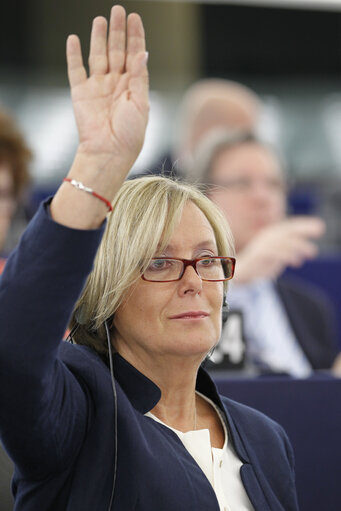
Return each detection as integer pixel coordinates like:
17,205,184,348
215,374,341,511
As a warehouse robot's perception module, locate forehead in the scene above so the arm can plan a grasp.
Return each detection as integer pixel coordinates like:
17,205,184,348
163,201,217,252
211,142,283,179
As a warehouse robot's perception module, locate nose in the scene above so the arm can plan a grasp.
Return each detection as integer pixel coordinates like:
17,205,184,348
178,264,203,295
248,180,277,205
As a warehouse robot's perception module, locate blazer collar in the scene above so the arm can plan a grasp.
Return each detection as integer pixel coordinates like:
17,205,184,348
113,353,250,463
113,353,161,413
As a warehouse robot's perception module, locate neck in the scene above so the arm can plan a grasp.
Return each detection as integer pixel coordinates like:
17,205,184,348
150,373,198,432
115,342,202,432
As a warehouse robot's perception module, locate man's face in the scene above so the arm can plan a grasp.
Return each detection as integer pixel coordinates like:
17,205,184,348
208,142,286,252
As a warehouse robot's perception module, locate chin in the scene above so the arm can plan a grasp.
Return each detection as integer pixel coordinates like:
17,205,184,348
169,335,217,359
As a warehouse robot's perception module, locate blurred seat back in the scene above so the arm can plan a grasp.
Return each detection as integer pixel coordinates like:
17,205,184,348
215,375,341,511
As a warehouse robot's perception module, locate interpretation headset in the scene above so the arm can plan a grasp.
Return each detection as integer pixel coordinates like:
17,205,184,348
222,294,229,324
105,319,118,511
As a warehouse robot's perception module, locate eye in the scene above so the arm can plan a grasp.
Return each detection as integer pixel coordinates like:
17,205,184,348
234,177,252,190
198,257,216,266
266,177,285,191
147,259,172,271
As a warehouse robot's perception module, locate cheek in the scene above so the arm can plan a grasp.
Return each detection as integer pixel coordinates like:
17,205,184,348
275,196,287,218
117,285,169,332
208,283,224,310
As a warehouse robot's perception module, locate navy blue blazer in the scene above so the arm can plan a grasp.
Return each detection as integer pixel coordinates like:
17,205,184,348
0,201,299,511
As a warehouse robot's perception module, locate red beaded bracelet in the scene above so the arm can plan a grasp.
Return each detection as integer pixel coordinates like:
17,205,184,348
63,178,113,212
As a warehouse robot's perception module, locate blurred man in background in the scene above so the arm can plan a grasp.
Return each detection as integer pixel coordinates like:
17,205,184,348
0,107,32,272
187,130,339,376
0,107,31,509
151,78,261,176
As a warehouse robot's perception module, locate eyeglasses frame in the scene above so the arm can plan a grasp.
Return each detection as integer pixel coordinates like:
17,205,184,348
141,256,236,283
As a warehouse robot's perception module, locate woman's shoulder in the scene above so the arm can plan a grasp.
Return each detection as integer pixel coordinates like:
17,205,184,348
59,341,108,374
219,393,295,471
220,393,288,441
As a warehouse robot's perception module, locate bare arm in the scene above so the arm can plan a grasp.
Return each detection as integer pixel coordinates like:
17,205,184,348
51,5,149,229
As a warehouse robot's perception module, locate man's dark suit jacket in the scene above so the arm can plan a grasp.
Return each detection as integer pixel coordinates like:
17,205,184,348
277,276,338,370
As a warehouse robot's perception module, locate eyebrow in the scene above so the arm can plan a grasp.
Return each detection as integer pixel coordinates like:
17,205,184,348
157,240,218,253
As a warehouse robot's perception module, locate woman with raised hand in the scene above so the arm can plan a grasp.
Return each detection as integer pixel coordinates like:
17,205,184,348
0,5,299,511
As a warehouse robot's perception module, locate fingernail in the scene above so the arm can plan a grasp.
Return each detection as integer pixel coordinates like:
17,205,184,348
144,51,149,65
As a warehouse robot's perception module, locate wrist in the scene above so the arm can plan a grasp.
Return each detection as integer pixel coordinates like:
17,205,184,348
68,150,130,200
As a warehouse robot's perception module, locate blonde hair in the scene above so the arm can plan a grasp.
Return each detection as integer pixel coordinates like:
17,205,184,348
70,175,234,357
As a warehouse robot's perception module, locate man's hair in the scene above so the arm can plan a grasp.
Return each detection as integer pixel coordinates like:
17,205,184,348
70,175,234,357
0,108,32,199
185,129,284,187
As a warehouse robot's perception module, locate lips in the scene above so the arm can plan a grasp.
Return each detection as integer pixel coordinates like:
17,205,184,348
169,311,209,319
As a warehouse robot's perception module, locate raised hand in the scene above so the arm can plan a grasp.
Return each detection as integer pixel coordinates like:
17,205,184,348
67,5,149,167
51,5,149,228
234,217,325,284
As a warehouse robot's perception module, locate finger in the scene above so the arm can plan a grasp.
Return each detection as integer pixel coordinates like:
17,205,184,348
128,51,149,108
113,52,148,105
88,16,108,75
126,13,146,74
108,5,127,73
279,237,319,268
66,35,87,88
294,238,319,260
285,217,325,238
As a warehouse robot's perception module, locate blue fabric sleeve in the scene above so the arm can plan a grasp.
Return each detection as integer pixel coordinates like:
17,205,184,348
0,199,105,477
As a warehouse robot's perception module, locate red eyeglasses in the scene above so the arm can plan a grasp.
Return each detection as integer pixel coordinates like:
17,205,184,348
142,256,236,283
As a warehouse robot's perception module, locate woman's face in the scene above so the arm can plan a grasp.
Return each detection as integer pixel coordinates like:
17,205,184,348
113,201,224,363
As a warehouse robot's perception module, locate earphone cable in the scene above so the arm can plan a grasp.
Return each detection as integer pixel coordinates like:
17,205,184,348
105,320,118,511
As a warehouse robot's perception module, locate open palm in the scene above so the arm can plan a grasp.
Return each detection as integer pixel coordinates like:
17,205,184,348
67,5,149,166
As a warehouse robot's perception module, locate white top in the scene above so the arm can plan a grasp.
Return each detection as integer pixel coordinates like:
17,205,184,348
227,278,312,377
145,392,254,511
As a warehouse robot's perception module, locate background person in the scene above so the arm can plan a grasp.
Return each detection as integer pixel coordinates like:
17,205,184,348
150,78,261,176
0,107,32,508
0,108,32,270
0,6,299,510
187,130,339,376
